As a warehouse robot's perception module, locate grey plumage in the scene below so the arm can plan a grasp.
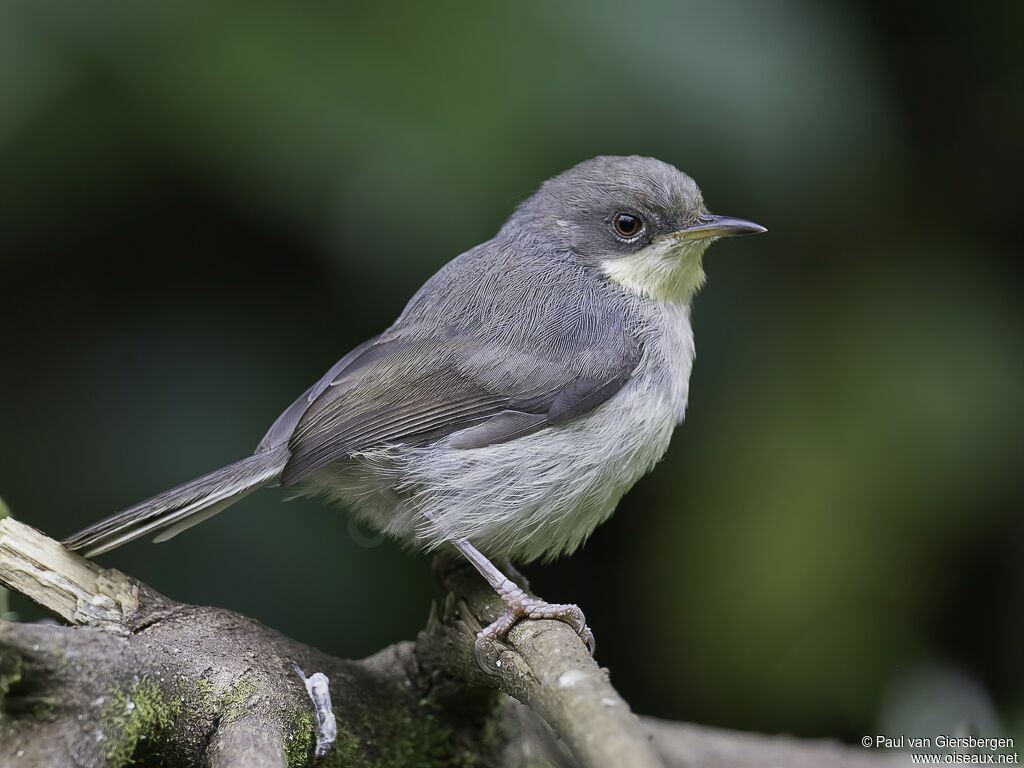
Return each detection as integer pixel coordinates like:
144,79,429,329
62,448,288,556
64,156,764,566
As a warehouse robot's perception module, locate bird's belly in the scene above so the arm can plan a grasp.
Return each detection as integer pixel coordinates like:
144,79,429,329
300,308,695,563
300,372,681,563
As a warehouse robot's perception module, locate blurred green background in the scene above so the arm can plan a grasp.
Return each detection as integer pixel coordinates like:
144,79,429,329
2,0,1022,747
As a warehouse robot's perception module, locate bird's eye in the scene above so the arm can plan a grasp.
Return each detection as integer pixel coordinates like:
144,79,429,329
612,212,643,239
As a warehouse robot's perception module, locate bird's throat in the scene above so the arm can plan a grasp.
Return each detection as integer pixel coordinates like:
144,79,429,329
602,240,710,304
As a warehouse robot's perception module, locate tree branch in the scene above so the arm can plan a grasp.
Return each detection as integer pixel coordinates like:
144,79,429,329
0,516,903,767
417,564,664,768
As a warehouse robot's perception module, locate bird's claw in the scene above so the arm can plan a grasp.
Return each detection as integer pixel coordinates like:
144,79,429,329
474,596,595,659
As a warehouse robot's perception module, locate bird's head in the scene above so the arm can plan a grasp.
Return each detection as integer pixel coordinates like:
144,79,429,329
508,155,765,304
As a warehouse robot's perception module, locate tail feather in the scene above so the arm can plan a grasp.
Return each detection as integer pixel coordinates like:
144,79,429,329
63,447,288,557
150,492,254,544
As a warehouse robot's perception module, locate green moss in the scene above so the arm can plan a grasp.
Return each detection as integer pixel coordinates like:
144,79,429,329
312,705,493,768
96,674,276,766
364,710,454,766
285,709,317,767
193,678,214,701
325,720,366,766
0,657,65,744
0,656,22,699
31,693,59,721
0,655,23,740
219,677,257,723
184,675,254,723
285,709,364,768
100,676,181,766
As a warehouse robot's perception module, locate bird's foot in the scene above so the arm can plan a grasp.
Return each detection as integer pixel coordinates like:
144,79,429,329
474,580,595,656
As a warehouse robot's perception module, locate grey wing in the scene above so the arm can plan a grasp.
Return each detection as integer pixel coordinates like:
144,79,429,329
278,332,640,486
256,335,383,452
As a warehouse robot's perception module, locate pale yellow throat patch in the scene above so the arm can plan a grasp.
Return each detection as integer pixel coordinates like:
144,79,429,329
602,238,714,304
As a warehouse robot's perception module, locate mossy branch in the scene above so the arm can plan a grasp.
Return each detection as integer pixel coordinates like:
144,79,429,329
0,516,903,767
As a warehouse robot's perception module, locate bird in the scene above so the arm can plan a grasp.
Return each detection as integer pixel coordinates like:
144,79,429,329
63,155,765,650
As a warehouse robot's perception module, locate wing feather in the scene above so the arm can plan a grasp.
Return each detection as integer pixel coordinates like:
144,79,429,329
279,290,642,486
276,331,634,487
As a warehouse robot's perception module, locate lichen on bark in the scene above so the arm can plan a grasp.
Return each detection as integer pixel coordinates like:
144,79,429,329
0,515,896,768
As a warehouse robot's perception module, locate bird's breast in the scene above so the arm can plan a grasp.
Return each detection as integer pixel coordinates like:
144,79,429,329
632,300,696,425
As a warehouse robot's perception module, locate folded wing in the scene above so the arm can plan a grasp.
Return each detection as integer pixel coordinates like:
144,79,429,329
279,330,640,486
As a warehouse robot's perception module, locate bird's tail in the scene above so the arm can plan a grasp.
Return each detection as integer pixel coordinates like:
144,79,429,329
62,446,289,558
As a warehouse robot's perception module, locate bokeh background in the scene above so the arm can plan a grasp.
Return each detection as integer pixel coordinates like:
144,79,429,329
2,0,1022,748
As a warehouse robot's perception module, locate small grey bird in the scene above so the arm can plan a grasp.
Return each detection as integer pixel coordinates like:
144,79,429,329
64,156,764,648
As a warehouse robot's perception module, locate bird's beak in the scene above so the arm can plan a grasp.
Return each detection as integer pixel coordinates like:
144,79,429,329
656,215,767,243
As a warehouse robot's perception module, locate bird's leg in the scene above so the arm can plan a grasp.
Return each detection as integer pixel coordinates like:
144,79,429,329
495,556,529,589
450,537,595,654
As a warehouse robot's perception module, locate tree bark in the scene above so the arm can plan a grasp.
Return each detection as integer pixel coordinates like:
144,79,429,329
0,516,905,767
